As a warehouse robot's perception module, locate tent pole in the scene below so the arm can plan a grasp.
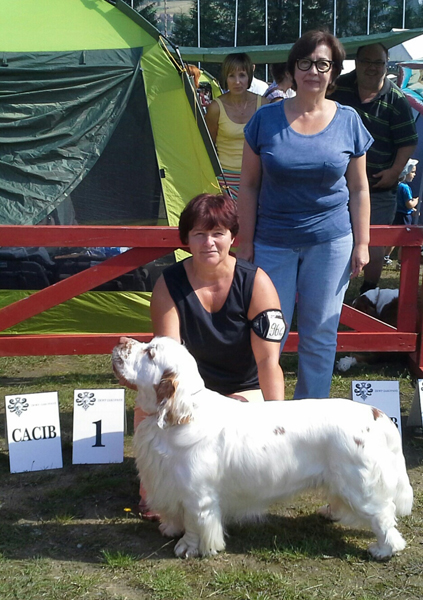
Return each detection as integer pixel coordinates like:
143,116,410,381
234,0,238,47
333,0,337,35
367,0,370,35
265,0,268,82
197,0,201,68
299,0,302,38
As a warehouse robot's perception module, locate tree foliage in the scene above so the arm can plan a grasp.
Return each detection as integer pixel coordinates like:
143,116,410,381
122,0,160,27
170,0,423,47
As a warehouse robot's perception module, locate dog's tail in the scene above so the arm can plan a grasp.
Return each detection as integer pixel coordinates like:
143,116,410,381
381,413,413,517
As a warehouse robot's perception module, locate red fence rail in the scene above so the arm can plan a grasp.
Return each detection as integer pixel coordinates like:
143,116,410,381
0,225,422,373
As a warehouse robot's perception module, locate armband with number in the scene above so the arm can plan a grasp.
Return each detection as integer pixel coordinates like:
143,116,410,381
250,309,286,342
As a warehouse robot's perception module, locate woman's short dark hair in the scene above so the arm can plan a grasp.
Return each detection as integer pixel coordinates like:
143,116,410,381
220,53,254,89
179,194,239,245
271,62,288,84
287,29,345,93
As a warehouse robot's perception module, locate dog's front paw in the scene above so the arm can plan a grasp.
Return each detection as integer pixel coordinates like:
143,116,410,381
368,542,394,561
174,535,200,559
159,521,184,538
368,531,406,561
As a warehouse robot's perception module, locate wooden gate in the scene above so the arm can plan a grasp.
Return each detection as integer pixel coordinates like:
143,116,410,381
0,224,422,374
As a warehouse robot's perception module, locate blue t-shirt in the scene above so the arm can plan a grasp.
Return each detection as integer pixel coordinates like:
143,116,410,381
396,182,413,215
244,101,373,248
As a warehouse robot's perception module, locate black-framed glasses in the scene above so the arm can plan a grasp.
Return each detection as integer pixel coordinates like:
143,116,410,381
357,59,387,69
296,58,334,73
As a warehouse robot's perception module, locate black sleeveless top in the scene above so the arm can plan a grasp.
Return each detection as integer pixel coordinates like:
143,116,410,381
163,258,260,395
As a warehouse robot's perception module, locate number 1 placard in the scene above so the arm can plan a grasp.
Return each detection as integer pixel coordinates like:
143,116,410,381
72,389,125,464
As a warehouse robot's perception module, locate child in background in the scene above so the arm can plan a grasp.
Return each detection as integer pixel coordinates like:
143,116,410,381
394,159,419,226
384,159,419,268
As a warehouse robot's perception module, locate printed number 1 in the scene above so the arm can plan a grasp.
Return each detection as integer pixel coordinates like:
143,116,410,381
93,420,105,447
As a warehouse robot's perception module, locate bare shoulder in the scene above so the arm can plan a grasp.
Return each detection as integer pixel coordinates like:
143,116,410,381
206,99,220,117
151,274,173,311
152,273,168,297
249,267,281,317
254,266,276,289
151,274,181,339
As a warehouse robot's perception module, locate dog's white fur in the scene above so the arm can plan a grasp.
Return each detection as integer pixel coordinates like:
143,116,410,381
354,288,399,316
112,336,413,560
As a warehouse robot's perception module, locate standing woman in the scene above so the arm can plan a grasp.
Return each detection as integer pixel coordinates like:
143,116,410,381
237,30,373,399
205,53,268,199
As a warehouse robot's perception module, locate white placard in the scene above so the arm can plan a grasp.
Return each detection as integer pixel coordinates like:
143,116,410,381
72,389,125,464
407,380,423,427
351,380,402,437
5,391,63,473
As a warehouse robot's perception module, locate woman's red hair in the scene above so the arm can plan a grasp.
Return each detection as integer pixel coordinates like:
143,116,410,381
179,194,239,245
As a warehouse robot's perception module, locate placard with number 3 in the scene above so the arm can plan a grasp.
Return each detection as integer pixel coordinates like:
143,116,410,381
72,389,125,464
351,380,402,437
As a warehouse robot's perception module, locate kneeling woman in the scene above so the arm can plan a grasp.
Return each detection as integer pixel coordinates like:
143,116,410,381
151,193,285,402
134,193,285,516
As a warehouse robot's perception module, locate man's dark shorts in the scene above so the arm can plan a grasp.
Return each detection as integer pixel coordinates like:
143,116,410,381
370,189,397,225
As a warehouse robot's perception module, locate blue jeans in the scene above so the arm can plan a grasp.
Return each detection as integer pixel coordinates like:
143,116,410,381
254,233,353,399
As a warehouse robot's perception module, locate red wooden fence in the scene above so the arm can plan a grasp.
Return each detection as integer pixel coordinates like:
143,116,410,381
0,224,422,373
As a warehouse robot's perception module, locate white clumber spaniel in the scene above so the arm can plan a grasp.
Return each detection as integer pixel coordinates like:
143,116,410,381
112,336,413,560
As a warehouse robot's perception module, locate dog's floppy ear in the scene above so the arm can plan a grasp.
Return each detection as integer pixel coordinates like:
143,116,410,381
154,368,193,429
379,297,398,327
352,295,377,318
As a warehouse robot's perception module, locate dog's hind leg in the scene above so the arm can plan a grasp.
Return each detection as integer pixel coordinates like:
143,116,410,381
159,518,184,539
174,500,225,558
317,498,344,521
368,502,406,560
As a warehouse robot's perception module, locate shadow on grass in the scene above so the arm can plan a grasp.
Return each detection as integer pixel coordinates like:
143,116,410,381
226,512,371,561
0,519,174,564
0,510,376,565
0,372,116,388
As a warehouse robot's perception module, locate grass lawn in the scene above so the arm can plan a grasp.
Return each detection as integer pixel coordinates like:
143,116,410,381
0,263,422,599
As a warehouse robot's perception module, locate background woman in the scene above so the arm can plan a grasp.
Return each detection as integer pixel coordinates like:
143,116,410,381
237,30,372,400
263,63,295,102
134,193,285,517
205,53,268,199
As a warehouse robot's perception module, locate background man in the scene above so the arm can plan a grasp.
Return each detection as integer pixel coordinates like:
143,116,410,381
331,43,418,293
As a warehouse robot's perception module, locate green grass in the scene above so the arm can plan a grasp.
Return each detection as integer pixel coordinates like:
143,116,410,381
0,558,97,600
101,549,140,569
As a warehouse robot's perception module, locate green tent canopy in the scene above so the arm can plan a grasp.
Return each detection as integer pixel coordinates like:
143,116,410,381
0,0,219,227
176,27,423,64
0,0,219,336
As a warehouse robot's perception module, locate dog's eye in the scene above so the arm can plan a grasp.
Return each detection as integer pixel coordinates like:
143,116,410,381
147,347,156,360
